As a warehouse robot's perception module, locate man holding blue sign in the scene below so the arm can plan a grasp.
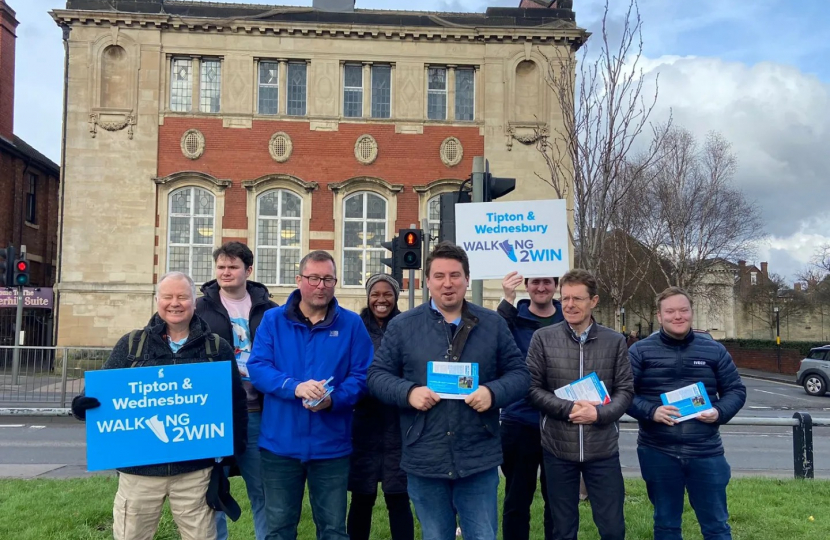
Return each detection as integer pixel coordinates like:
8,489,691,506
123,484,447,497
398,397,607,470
627,287,746,540
71,271,247,540
368,242,529,540
247,250,374,540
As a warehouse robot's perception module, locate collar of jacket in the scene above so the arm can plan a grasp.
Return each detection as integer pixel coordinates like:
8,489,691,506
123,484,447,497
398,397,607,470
359,306,401,333
427,298,480,326
657,327,695,347
200,279,274,309
146,312,210,347
516,298,563,327
283,289,339,328
565,316,598,343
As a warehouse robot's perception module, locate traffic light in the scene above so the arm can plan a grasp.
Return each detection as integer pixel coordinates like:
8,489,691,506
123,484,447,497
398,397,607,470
13,258,30,287
0,245,14,287
380,236,403,286
398,228,423,270
438,191,471,244
482,172,516,202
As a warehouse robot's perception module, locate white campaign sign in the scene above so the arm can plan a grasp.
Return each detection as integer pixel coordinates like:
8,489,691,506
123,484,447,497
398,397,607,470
455,199,570,280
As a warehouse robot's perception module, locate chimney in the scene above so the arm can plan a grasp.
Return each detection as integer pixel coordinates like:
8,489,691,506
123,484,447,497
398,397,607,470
738,260,746,270
760,262,768,277
0,0,18,141
795,282,802,292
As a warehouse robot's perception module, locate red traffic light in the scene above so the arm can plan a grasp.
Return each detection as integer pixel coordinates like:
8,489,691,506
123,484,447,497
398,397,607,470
16,260,28,272
404,231,419,247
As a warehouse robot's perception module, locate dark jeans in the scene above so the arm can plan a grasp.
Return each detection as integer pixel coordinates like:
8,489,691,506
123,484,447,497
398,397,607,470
500,421,552,540
638,445,732,540
260,450,350,540
347,491,414,540
543,450,625,540
407,467,500,540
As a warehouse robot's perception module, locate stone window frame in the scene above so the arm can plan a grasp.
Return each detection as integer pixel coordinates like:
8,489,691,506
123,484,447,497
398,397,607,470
243,174,317,293
414,179,467,244
253,58,310,117
343,63,364,118
354,134,379,165
153,172,231,285
181,129,206,160
269,132,293,163
329,177,403,290
338,61,397,121
439,137,464,167
425,64,481,123
164,53,225,114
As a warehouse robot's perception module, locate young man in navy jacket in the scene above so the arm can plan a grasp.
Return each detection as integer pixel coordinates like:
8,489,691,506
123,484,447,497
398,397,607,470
248,250,374,540
628,287,746,540
497,272,563,540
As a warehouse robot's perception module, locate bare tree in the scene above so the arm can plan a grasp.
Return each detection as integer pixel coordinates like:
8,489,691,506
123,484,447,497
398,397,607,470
742,272,809,339
536,0,670,276
643,126,764,294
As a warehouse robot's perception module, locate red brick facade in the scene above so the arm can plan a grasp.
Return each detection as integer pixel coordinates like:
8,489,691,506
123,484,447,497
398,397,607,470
0,1,16,142
724,344,803,375
157,118,483,237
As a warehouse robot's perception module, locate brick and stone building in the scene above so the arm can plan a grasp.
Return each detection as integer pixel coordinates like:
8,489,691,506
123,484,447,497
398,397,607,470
51,0,586,346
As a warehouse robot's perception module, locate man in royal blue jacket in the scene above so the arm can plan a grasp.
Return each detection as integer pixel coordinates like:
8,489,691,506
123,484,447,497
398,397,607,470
627,287,746,540
248,250,374,540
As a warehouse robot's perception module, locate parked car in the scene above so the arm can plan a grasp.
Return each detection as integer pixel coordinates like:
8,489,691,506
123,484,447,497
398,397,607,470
796,345,830,396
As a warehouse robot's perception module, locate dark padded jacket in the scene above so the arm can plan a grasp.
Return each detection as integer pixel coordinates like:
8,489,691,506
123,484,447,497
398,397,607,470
368,300,529,480
627,329,747,458
527,320,633,463
349,307,407,495
196,279,278,411
79,314,248,477
497,298,564,426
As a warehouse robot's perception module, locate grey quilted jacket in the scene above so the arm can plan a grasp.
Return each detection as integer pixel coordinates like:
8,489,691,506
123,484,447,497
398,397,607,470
368,301,529,480
527,320,633,463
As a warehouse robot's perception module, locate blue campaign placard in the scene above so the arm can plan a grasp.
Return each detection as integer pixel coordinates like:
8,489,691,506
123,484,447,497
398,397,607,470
427,362,479,399
84,361,234,471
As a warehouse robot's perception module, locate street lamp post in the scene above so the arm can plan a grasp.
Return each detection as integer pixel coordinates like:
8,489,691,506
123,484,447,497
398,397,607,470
620,307,626,334
774,306,781,372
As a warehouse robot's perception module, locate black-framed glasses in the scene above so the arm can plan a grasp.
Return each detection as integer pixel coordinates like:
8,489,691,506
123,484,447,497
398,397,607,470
300,275,337,288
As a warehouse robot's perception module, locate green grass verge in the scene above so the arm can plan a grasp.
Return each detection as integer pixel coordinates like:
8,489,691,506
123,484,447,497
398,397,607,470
0,476,827,539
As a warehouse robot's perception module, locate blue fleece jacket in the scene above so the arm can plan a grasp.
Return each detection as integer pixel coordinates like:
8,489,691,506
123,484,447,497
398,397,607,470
247,290,374,461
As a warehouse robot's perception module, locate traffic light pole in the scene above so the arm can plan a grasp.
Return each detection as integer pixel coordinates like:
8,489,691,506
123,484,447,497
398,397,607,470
11,284,24,386
471,156,486,306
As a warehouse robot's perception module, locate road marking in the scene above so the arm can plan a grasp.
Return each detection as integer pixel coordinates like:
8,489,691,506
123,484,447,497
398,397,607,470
29,426,45,430
749,406,772,409
744,377,800,389
753,389,814,402
0,424,24,428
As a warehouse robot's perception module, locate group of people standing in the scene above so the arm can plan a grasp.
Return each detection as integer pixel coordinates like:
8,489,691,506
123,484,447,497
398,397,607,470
72,239,746,540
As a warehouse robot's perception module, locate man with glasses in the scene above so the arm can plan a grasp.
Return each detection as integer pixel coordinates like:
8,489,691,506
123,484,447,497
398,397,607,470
248,250,374,540
526,269,633,540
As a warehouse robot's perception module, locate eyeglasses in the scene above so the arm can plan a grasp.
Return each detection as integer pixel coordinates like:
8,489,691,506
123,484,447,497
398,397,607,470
561,296,591,304
300,275,337,288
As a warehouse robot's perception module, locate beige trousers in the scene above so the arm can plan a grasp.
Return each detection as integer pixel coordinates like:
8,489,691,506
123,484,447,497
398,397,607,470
112,468,215,540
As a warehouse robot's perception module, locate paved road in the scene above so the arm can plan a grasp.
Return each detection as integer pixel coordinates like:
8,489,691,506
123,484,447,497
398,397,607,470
1,376,829,479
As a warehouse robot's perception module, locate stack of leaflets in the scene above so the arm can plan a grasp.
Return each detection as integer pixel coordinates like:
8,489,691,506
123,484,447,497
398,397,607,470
304,376,334,408
660,382,713,422
554,372,611,404
427,361,479,399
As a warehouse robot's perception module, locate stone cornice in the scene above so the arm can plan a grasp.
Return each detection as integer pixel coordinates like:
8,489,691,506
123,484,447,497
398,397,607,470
413,178,467,193
328,177,404,194
153,171,232,189
242,174,318,193
50,10,587,45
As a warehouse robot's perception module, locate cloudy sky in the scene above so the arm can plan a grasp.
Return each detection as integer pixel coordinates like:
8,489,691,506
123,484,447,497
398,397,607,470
10,0,830,281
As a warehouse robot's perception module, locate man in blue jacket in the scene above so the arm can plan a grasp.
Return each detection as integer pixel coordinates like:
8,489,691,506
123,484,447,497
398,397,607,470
497,271,563,540
248,250,374,540
368,242,530,540
627,287,746,540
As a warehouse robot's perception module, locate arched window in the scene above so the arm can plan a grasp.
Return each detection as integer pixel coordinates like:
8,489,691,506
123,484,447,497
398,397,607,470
427,195,442,244
256,189,303,286
167,187,215,283
343,192,387,287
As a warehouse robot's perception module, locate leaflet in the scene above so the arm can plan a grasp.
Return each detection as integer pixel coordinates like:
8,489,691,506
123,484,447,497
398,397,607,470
554,372,611,404
660,381,713,422
303,376,334,408
427,362,479,399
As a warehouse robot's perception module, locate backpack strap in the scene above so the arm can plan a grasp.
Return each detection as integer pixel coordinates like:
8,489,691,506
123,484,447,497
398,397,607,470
204,333,221,361
127,329,149,368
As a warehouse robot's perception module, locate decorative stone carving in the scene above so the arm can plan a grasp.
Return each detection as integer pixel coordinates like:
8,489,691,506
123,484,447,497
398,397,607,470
88,112,136,139
269,132,293,162
354,134,378,165
439,137,463,167
180,129,206,160
506,124,549,151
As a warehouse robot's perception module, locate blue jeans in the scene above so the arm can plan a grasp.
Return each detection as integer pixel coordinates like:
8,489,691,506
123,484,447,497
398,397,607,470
407,467,499,540
638,445,732,540
260,450,350,540
216,411,268,540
